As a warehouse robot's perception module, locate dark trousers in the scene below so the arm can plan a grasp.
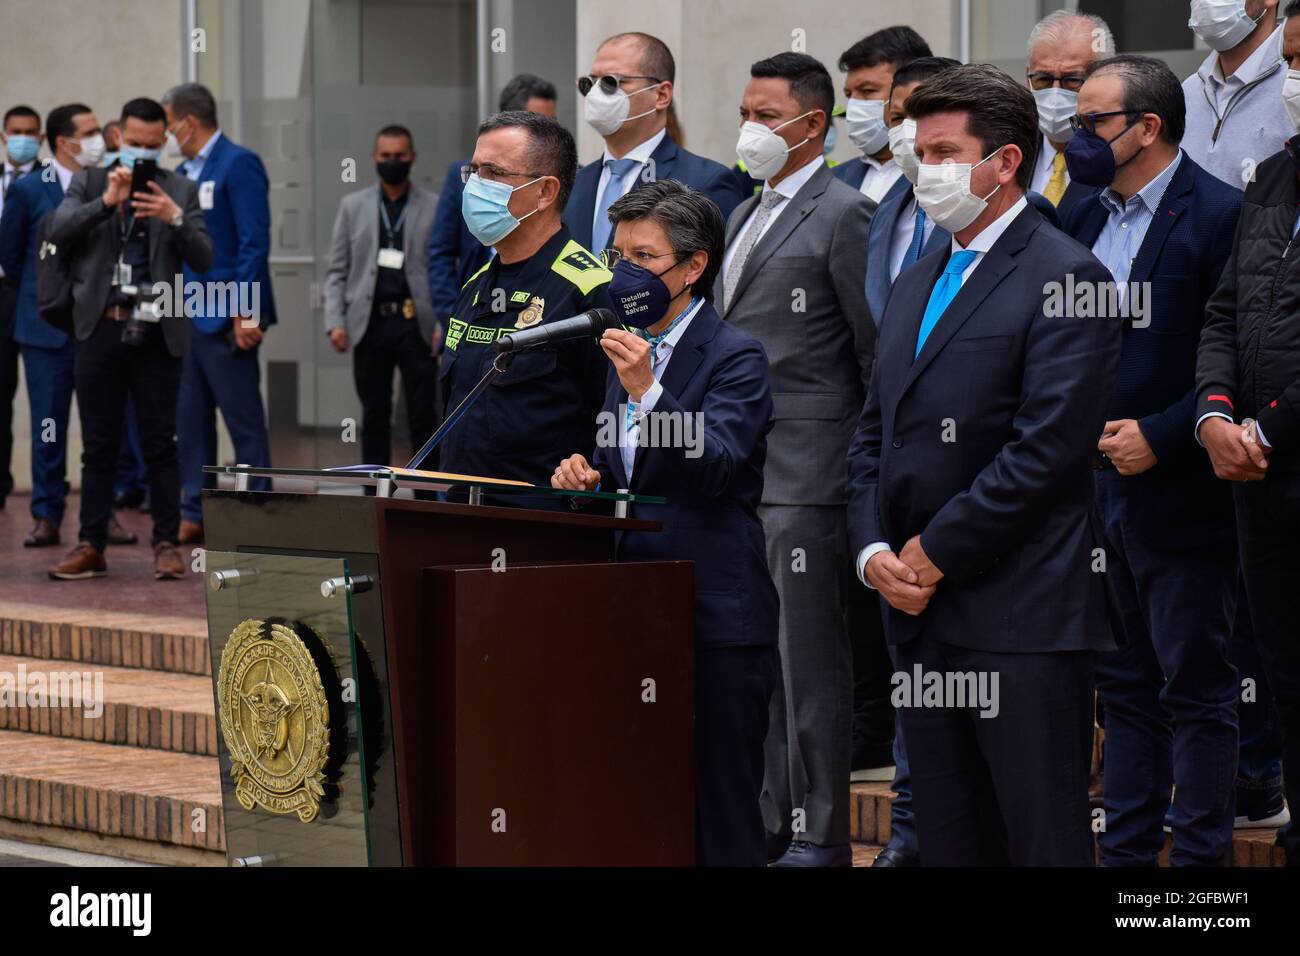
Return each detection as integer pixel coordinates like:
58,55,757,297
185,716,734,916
895,635,1096,866
1093,473,1238,866
850,584,895,765
695,645,778,866
0,281,18,502
353,311,439,467
1234,470,1300,862
1229,569,1285,796
178,328,271,523
884,639,918,857
115,397,148,500
74,319,181,551
22,342,75,523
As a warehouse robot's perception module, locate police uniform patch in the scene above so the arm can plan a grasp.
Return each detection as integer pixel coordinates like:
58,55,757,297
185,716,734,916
515,296,545,329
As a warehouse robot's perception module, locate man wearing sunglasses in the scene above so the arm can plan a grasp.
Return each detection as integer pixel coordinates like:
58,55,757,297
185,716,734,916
564,32,745,256
1024,10,1115,218
1062,55,1244,867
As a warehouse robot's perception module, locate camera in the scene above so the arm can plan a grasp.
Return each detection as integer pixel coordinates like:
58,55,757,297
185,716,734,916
118,283,163,347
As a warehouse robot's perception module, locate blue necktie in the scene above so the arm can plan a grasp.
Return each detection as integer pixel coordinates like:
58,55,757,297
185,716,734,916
915,250,978,359
592,158,640,255
905,206,928,265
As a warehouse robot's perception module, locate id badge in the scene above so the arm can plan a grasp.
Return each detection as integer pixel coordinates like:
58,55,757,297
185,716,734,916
377,247,405,270
199,181,215,210
112,261,132,287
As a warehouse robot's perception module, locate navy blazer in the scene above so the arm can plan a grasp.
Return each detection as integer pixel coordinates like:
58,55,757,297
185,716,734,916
589,301,778,650
427,158,491,320
565,135,747,251
1062,151,1241,547
0,164,69,349
182,133,277,330
865,176,949,325
831,157,868,190
846,203,1121,654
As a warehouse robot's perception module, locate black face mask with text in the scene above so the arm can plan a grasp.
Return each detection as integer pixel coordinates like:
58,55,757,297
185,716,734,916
376,159,412,186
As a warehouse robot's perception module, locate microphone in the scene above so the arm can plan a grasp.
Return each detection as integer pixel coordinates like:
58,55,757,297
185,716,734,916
495,307,619,353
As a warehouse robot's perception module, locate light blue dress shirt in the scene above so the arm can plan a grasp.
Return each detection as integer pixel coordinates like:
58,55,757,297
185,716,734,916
1090,151,1182,301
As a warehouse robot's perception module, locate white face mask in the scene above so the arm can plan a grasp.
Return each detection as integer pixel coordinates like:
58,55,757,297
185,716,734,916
584,80,663,137
845,98,889,156
913,148,1004,234
1284,68,1300,129
71,133,105,168
1033,86,1079,142
889,118,920,184
1189,0,1265,53
735,111,814,182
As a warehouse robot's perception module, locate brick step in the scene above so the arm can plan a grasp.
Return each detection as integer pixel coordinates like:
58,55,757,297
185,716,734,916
852,843,883,867
0,654,216,756
0,608,210,677
0,729,223,858
850,782,1286,866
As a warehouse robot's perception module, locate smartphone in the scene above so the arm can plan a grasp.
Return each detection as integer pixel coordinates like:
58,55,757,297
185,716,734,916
130,158,158,208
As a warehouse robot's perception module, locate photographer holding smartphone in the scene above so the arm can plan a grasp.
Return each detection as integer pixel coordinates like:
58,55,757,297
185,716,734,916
45,96,211,583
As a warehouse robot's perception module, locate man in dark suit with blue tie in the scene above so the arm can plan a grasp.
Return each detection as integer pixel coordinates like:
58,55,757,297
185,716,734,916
0,103,103,548
551,179,778,866
1062,55,1242,866
565,32,745,255
846,64,1122,865
162,83,275,544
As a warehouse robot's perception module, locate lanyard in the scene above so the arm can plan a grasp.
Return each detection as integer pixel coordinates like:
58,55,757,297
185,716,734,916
379,198,409,248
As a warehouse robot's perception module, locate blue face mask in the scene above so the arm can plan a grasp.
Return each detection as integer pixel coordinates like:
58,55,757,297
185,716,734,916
102,151,120,168
117,144,162,171
609,257,686,329
1063,116,1141,188
461,173,544,246
5,134,39,165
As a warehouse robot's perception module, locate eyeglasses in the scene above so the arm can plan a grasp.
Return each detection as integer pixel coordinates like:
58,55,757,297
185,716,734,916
1068,109,1142,136
1026,71,1087,92
460,162,545,184
577,73,661,97
601,248,680,270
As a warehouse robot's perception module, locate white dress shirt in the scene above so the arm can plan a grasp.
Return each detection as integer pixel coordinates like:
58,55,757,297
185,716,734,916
859,155,904,205
0,159,38,279
181,128,222,181
1028,132,1070,197
721,155,824,279
52,158,75,192
621,297,704,480
593,127,666,234
888,193,936,281
856,194,1030,585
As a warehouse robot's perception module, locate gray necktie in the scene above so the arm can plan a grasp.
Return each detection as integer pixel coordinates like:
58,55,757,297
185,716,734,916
724,190,784,310
592,157,641,255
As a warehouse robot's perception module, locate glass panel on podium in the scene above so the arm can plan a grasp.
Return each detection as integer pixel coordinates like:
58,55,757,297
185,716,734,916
205,551,374,866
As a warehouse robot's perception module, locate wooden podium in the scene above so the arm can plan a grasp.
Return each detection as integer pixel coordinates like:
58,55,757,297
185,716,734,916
201,472,694,866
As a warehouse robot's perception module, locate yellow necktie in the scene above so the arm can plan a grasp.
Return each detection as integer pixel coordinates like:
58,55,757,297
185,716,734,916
1043,150,1068,206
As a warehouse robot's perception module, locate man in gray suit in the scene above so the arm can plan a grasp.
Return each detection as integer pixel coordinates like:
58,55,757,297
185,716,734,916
325,124,440,468
718,51,874,867
46,96,213,582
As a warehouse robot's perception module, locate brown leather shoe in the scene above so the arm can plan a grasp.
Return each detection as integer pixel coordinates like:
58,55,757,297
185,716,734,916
24,517,60,548
49,542,107,580
178,519,204,545
153,541,184,580
107,514,139,546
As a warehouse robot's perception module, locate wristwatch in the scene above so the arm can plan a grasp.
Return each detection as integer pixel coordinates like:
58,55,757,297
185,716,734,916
168,208,184,228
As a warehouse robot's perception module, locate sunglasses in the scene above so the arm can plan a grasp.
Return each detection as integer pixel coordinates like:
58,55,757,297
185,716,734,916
1068,109,1142,136
577,73,661,97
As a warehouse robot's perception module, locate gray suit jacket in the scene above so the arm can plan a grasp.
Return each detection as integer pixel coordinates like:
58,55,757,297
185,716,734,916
324,183,438,345
716,163,875,506
50,166,213,358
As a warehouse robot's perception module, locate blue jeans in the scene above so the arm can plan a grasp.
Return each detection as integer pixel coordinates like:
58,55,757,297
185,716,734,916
22,342,74,523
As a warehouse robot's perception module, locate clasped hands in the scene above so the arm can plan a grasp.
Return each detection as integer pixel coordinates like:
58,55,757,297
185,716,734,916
864,535,943,617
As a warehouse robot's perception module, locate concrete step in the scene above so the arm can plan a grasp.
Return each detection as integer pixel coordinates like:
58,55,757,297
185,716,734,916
0,654,216,756
0,606,210,677
0,729,223,864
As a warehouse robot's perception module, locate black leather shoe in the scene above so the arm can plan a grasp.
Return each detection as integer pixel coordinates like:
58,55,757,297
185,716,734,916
107,514,138,546
771,841,853,867
24,517,60,547
766,832,793,864
872,847,920,867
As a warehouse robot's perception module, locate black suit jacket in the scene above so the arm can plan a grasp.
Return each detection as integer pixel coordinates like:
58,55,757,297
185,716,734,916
1063,152,1241,549
846,202,1121,653
49,165,212,358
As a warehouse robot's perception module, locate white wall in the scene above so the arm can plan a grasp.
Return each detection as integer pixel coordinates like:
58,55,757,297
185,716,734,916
574,0,959,168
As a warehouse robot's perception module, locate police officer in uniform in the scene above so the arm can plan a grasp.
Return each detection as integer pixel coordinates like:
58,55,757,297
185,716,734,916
440,111,612,500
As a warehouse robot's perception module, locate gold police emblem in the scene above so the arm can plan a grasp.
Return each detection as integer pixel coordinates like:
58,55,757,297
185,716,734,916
515,295,545,329
217,619,330,822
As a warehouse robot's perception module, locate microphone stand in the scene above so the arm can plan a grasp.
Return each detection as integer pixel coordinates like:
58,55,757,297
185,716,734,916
406,350,514,470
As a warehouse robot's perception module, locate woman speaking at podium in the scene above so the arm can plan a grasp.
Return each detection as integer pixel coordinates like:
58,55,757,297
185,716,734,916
551,180,778,867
